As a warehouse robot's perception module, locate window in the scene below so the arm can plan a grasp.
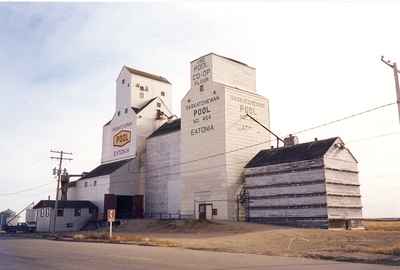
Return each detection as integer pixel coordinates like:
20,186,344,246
161,91,165,97
46,208,49,217
122,79,125,84
140,93,144,98
84,182,88,187
89,208,95,214
66,223,73,228
127,83,130,87
140,86,144,91
57,209,64,217
136,83,140,88
40,209,44,217
94,180,97,186
200,85,204,92
213,90,216,95
117,111,121,116
74,208,81,217
145,86,149,91
156,102,161,108
124,108,128,114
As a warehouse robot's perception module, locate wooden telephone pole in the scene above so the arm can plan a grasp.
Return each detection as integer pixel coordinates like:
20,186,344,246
381,56,400,123
50,150,72,233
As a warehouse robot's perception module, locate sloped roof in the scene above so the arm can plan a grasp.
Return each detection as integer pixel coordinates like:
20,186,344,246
79,158,133,180
33,200,97,209
132,97,157,114
190,52,255,69
104,97,158,127
124,66,171,84
245,137,338,168
148,118,181,138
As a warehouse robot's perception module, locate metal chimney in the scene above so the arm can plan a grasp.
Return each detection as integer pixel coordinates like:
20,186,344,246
284,134,299,147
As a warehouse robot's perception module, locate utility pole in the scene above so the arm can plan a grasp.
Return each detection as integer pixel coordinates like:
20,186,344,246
50,150,72,233
381,56,400,122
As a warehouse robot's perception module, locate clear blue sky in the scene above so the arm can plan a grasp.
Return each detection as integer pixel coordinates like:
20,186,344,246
0,1,399,218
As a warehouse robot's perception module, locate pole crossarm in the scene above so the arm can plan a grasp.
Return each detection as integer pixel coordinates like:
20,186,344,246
381,55,394,68
49,149,73,233
381,55,400,123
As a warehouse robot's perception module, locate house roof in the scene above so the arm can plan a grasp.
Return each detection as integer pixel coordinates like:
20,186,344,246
245,137,339,168
148,118,181,138
33,200,97,209
124,65,171,84
79,158,133,180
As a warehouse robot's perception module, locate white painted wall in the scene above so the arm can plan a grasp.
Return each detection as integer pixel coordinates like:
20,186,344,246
212,54,256,93
101,110,137,164
110,158,143,195
34,208,94,232
324,138,362,219
145,130,181,215
116,67,133,112
68,175,110,218
115,67,172,112
131,73,172,110
181,53,269,220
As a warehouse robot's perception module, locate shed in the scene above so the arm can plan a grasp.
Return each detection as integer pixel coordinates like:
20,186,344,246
244,137,362,229
30,200,98,232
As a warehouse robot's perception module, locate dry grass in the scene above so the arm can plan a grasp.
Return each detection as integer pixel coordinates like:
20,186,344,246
364,220,400,231
66,219,400,265
71,230,176,247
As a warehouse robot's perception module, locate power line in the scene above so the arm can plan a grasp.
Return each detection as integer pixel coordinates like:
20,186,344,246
346,131,400,144
106,100,399,177
2,101,399,196
293,102,397,135
0,182,53,196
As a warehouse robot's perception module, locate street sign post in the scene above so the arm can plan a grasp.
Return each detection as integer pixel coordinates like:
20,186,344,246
107,209,116,239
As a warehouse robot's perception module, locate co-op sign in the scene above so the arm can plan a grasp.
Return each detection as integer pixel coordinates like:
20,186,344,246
192,57,211,86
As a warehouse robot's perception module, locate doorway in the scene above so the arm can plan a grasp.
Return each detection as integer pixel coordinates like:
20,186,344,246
104,194,143,220
198,203,212,220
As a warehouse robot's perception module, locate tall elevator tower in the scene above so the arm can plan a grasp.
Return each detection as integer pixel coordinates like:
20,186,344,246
180,53,271,220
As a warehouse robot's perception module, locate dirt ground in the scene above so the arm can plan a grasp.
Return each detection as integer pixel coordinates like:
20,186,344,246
70,219,400,265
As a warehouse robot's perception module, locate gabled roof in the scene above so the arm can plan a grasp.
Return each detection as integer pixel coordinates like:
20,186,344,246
79,158,133,180
132,97,157,114
148,118,181,138
245,137,339,168
124,65,171,84
103,97,158,127
190,52,255,69
33,200,97,209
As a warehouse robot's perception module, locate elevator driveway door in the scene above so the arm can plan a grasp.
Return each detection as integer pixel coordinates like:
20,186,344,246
117,195,133,219
198,203,212,220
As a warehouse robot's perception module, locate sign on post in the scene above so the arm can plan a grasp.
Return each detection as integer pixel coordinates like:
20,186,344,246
107,209,116,239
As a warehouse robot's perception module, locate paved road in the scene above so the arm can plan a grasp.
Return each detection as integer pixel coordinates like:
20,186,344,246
0,238,396,270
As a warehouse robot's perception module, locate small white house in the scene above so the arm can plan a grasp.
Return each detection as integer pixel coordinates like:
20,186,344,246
30,200,98,232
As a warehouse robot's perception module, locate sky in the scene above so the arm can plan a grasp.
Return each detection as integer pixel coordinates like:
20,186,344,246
0,1,399,218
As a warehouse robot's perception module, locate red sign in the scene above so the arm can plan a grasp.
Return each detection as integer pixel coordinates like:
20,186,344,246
107,209,116,222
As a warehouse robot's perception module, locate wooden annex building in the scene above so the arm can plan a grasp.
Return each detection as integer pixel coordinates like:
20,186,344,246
244,137,362,229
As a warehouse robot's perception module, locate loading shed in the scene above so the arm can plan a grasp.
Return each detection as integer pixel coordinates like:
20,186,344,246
244,137,363,229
